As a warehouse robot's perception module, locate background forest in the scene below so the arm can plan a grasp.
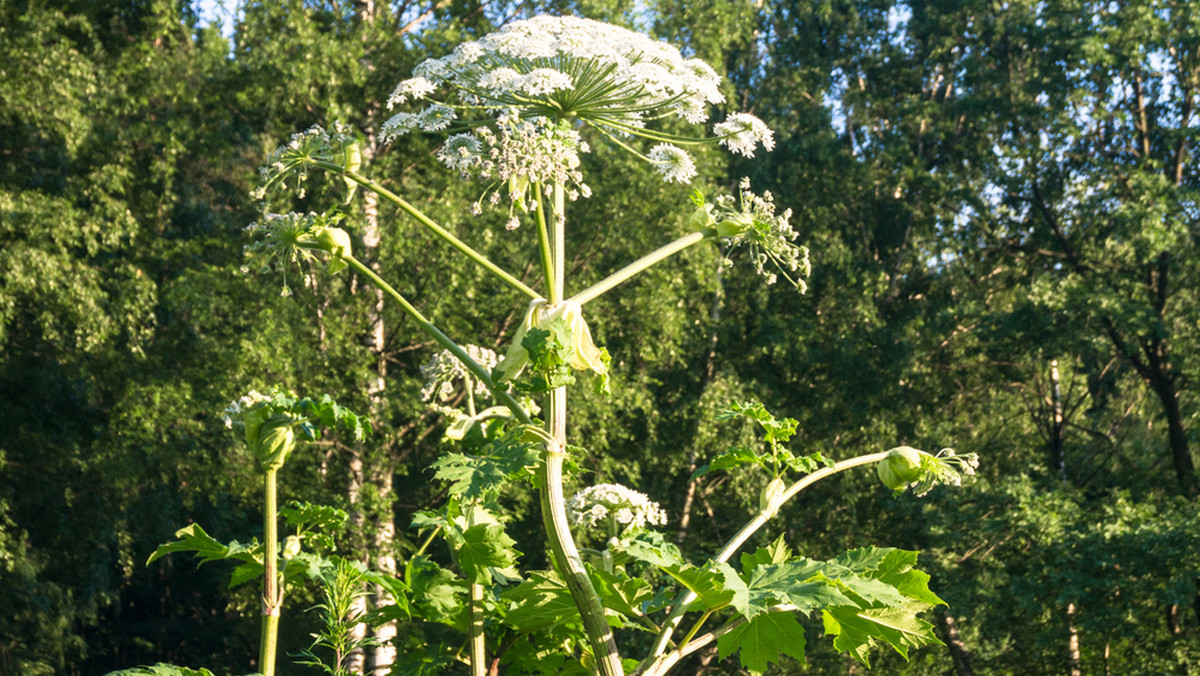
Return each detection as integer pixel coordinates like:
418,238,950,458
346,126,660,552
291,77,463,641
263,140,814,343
2,0,1198,674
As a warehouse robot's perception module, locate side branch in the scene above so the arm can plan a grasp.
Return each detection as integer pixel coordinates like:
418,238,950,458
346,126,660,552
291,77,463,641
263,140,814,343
343,255,533,425
642,452,889,666
570,231,711,305
313,161,540,300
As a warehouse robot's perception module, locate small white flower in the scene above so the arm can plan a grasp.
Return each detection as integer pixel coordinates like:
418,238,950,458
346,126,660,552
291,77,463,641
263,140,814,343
477,67,522,93
714,113,775,157
514,68,574,96
566,483,667,531
387,77,438,109
648,144,697,184
437,133,482,171
418,104,457,132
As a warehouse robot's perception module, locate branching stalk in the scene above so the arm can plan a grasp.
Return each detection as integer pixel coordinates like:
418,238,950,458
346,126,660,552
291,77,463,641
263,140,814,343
640,605,800,676
536,182,624,676
534,183,557,300
342,255,532,426
642,452,889,667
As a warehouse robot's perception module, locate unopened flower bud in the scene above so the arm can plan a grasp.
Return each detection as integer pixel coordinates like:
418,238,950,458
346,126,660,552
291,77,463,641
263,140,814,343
256,418,296,470
282,535,302,560
877,446,925,490
688,204,715,232
314,227,351,273
714,212,754,238
759,476,787,517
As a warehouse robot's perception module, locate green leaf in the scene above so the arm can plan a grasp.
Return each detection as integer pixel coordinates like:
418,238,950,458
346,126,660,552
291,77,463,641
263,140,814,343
518,324,576,392
821,605,942,666
279,501,347,551
619,530,684,568
105,665,216,676
146,524,263,588
503,571,583,633
429,436,541,501
738,560,854,617
740,535,793,572
873,550,946,608
780,449,833,474
716,611,808,673
708,446,762,473
716,401,798,444
405,555,465,622
663,563,734,610
456,523,520,585
588,565,655,624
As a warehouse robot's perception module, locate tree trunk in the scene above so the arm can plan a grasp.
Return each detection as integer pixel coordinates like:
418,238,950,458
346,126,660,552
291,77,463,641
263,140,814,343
938,611,976,676
1049,358,1065,479
1066,602,1082,676
1148,372,1198,497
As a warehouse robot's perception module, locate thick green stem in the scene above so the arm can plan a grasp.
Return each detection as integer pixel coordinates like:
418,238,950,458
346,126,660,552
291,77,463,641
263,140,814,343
640,452,890,671
534,183,557,301
260,467,281,676
569,231,710,306
538,183,624,676
342,255,532,426
469,582,486,676
313,161,539,300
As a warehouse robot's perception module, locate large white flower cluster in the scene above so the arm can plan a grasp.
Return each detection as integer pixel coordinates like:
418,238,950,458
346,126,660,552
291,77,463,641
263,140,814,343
567,483,667,532
381,15,773,192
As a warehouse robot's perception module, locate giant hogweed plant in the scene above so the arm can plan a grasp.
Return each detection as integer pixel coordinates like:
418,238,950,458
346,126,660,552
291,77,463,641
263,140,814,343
129,16,978,676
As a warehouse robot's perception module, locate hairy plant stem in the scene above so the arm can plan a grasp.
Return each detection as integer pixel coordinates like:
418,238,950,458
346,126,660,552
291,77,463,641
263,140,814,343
313,161,539,300
260,467,281,676
469,581,486,676
569,231,711,306
638,452,889,673
539,182,624,676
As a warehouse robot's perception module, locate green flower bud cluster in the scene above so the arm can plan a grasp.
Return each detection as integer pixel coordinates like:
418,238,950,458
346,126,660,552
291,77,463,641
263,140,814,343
222,387,370,472
252,121,359,202
690,180,811,291
877,446,979,496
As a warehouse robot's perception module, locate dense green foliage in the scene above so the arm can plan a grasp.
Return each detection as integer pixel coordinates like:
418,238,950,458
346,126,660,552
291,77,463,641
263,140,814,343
1,0,1197,673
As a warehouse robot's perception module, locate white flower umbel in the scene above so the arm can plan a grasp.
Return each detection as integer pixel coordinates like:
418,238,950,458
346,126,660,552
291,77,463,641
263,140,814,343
567,483,667,533
714,113,776,157
381,14,775,207
648,144,697,184
252,122,358,200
